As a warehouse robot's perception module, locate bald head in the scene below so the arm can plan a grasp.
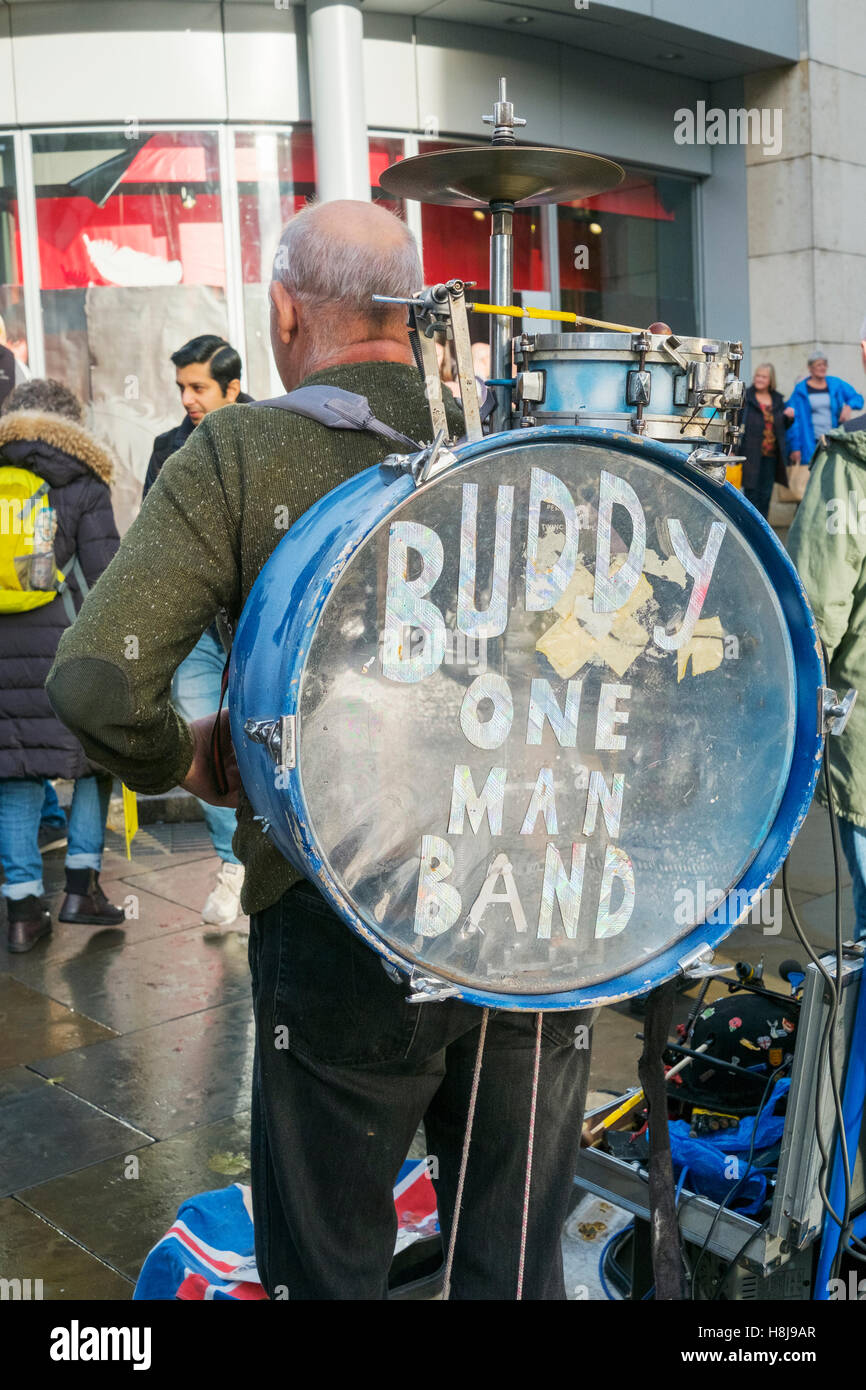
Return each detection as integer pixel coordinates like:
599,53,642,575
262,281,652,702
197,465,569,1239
274,200,421,322
268,199,421,388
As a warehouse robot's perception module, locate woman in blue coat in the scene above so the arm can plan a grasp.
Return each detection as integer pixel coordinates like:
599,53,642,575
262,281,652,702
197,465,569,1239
787,349,864,465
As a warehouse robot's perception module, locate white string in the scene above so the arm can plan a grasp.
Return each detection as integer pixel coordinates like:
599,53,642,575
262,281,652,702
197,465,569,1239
516,1010,544,1300
441,1005,489,1301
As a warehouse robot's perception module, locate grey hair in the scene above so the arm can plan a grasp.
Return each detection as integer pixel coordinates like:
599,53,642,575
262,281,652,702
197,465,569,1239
2,377,84,421
273,201,422,324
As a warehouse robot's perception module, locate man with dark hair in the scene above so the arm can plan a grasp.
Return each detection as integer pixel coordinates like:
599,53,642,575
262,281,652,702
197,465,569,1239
143,335,253,925
143,335,251,496
0,313,29,413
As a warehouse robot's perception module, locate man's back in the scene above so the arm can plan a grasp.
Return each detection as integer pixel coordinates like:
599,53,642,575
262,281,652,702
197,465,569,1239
48,360,462,915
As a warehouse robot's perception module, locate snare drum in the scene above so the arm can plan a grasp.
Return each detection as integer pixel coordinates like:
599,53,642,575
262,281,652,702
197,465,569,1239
513,332,745,454
230,426,822,1011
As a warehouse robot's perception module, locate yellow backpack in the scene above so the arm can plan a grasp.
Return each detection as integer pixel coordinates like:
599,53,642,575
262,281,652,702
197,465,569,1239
0,465,85,621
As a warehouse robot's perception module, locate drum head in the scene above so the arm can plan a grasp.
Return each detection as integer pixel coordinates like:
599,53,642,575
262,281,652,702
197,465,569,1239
232,429,823,1008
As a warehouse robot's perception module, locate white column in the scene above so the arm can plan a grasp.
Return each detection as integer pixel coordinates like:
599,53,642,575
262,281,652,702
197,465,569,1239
306,0,370,203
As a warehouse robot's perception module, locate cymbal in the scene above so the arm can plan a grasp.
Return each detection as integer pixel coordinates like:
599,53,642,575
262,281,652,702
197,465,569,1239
379,144,624,208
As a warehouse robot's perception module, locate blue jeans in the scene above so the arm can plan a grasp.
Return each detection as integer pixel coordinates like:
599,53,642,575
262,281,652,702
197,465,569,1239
172,628,241,865
838,816,866,942
0,774,112,900
41,781,67,829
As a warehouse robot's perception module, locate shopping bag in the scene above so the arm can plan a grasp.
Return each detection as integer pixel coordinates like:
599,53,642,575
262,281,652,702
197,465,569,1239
779,462,811,502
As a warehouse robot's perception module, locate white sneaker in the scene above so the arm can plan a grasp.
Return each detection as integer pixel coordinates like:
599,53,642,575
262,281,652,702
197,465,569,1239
202,861,245,926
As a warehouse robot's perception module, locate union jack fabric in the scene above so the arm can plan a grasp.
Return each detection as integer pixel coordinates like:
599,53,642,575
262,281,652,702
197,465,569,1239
134,1160,439,1300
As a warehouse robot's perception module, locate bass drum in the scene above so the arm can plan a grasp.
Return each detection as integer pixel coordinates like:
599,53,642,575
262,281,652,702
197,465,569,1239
230,427,823,1011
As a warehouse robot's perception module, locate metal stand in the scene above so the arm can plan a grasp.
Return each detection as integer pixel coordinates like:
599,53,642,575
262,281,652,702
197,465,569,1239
483,83,523,433
814,947,866,1297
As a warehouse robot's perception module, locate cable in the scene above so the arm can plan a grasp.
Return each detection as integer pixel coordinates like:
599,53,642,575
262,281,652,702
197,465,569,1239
598,1225,630,1302
711,1217,772,1301
781,726,865,1267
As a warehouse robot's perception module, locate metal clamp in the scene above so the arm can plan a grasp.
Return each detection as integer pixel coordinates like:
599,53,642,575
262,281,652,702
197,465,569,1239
414,429,458,486
659,335,689,371
243,715,296,771
686,447,739,485
819,686,857,736
406,972,463,1004
677,942,735,980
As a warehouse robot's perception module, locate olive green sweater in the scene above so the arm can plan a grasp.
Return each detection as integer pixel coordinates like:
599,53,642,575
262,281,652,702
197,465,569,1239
47,362,463,914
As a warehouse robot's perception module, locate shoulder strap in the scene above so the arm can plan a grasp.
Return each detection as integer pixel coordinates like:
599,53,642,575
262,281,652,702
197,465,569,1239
253,385,421,450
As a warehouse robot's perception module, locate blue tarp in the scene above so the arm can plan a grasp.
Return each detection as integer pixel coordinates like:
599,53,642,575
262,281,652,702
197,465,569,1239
668,1078,791,1215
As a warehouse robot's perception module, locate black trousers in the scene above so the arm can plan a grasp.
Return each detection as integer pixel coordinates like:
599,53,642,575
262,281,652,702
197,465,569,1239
248,880,596,1300
744,452,778,520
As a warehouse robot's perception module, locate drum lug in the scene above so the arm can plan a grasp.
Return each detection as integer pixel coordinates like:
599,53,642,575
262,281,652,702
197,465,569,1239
819,686,857,736
721,376,745,410
243,715,296,771
516,370,545,404
677,943,736,980
406,971,463,1004
626,369,652,408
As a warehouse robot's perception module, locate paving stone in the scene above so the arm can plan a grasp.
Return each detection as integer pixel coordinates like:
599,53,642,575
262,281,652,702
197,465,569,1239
0,1198,133,1299
21,924,251,1034
0,975,117,1070
0,1067,150,1197
17,1112,251,1283
120,856,223,914
785,802,852,897
29,1000,254,1140
794,886,858,950
39,837,216,894
2,887,205,988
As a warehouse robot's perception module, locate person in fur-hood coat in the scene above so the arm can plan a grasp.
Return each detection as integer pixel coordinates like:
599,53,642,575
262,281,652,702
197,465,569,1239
0,378,124,952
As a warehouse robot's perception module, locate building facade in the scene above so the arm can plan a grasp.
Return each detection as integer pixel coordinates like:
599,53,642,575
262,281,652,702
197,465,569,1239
1,0,841,531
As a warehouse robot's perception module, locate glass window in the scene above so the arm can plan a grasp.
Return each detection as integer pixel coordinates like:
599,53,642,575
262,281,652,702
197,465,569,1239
0,134,27,392
235,127,314,399
235,128,406,401
32,129,228,531
558,170,697,336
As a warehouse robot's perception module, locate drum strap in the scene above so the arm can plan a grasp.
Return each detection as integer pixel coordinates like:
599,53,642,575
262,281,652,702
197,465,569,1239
638,981,686,1300
253,386,422,450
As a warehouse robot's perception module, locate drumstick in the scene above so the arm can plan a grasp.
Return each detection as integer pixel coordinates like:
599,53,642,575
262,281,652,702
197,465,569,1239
586,1041,710,1139
467,302,647,335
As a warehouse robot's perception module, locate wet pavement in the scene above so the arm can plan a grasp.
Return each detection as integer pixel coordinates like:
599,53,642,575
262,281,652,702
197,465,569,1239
0,800,854,1299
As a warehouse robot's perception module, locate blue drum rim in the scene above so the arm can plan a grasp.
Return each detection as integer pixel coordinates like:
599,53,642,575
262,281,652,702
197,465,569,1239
230,425,825,1010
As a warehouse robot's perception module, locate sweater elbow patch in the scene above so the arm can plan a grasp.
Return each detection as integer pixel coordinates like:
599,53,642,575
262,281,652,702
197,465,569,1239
47,657,134,750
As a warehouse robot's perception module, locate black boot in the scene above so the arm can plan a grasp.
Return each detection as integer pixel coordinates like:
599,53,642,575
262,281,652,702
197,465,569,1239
7,895,52,953
59,870,126,926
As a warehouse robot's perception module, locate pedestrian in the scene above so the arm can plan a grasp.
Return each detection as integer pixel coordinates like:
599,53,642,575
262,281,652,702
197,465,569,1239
144,335,254,926
739,363,793,519
786,348,863,468
0,313,28,412
787,332,866,941
0,378,124,952
47,200,596,1299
